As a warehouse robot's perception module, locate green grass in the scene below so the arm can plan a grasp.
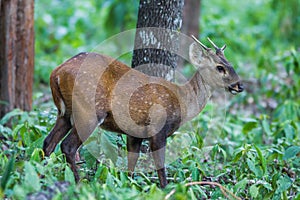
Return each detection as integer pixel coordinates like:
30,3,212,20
1,0,300,199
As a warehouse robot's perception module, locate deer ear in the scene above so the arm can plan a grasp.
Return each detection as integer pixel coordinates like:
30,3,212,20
189,42,207,66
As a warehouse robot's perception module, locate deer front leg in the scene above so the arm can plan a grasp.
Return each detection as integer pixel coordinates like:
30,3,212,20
150,134,167,188
43,116,72,156
127,135,143,176
61,127,82,182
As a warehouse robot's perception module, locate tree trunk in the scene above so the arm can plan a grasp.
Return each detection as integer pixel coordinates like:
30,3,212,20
131,0,184,81
182,0,201,38
0,0,34,118
178,0,201,68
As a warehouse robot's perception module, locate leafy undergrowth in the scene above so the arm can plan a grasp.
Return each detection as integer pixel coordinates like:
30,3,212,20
0,108,299,200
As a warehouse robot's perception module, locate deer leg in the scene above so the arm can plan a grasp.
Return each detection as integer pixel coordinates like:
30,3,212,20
43,116,72,156
127,135,143,176
61,127,82,182
149,134,167,188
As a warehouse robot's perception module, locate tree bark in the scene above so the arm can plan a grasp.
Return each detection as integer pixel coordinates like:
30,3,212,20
131,0,184,81
178,0,201,68
0,0,34,118
182,0,201,38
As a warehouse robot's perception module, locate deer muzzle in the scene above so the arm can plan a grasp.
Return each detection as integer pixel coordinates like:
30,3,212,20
228,82,244,95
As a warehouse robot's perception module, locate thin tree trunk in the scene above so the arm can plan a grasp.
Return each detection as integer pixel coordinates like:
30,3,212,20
178,0,201,68
131,0,184,81
182,0,201,38
0,0,34,118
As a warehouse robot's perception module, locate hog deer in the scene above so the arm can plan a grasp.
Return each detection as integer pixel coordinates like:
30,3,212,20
43,36,243,188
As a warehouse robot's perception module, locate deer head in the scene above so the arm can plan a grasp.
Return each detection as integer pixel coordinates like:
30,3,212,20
189,36,244,94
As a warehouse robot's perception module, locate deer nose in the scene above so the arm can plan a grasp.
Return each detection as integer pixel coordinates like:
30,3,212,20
229,82,244,94
236,82,244,92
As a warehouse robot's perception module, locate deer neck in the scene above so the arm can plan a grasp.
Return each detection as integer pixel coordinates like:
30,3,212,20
179,69,213,123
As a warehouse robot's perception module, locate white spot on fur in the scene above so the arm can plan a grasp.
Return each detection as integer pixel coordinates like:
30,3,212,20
98,118,105,126
59,99,66,117
70,115,74,126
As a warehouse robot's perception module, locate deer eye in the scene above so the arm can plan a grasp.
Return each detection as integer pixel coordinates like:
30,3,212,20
216,65,226,74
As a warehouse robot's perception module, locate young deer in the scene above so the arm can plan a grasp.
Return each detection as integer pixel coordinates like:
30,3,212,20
43,36,243,188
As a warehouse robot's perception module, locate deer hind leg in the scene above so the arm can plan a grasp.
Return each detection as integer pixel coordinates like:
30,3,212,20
43,116,72,156
61,114,107,182
61,127,82,182
127,135,143,176
149,133,167,188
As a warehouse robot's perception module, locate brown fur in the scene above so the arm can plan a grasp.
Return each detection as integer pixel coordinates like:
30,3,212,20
43,40,243,188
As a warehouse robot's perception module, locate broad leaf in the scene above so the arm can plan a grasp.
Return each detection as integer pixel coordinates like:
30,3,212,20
276,175,292,193
24,162,41,192
249,184,259,198
283,146,300,160
247,158,258,176
64,165,75,185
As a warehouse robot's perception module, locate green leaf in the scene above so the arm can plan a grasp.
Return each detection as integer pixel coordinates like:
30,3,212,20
147,184,164,199
101,132,118,164
211,145,218,160
233,151,243,162
254,145,267,175
64,165,75,185
276,175,292,193
99,166,108,182
0,109,23,125
119,172,128,187
189,188,197,200
260,181,273,191
139,172,152,185
262,117,272,135
283,146,300,160
83,150,97,169
284,124,295,140
234,178,248,192
0,124,12,137
30,148,44,162
247,158,258,176
106,173,114,187
11,124,24,140
24,162,41,192
249,184,259,198
242,121,258,134
1,154,15,190
220,147,227,161
12,185,26,200
20,122,31,147
191,168,199,181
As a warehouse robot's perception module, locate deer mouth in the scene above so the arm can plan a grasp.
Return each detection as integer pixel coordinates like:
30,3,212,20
228,82,244,95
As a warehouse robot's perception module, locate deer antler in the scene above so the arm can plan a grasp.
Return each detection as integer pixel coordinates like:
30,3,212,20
221,45,226,51
207,37,219,50
191,35,209,51
207,37,227,52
